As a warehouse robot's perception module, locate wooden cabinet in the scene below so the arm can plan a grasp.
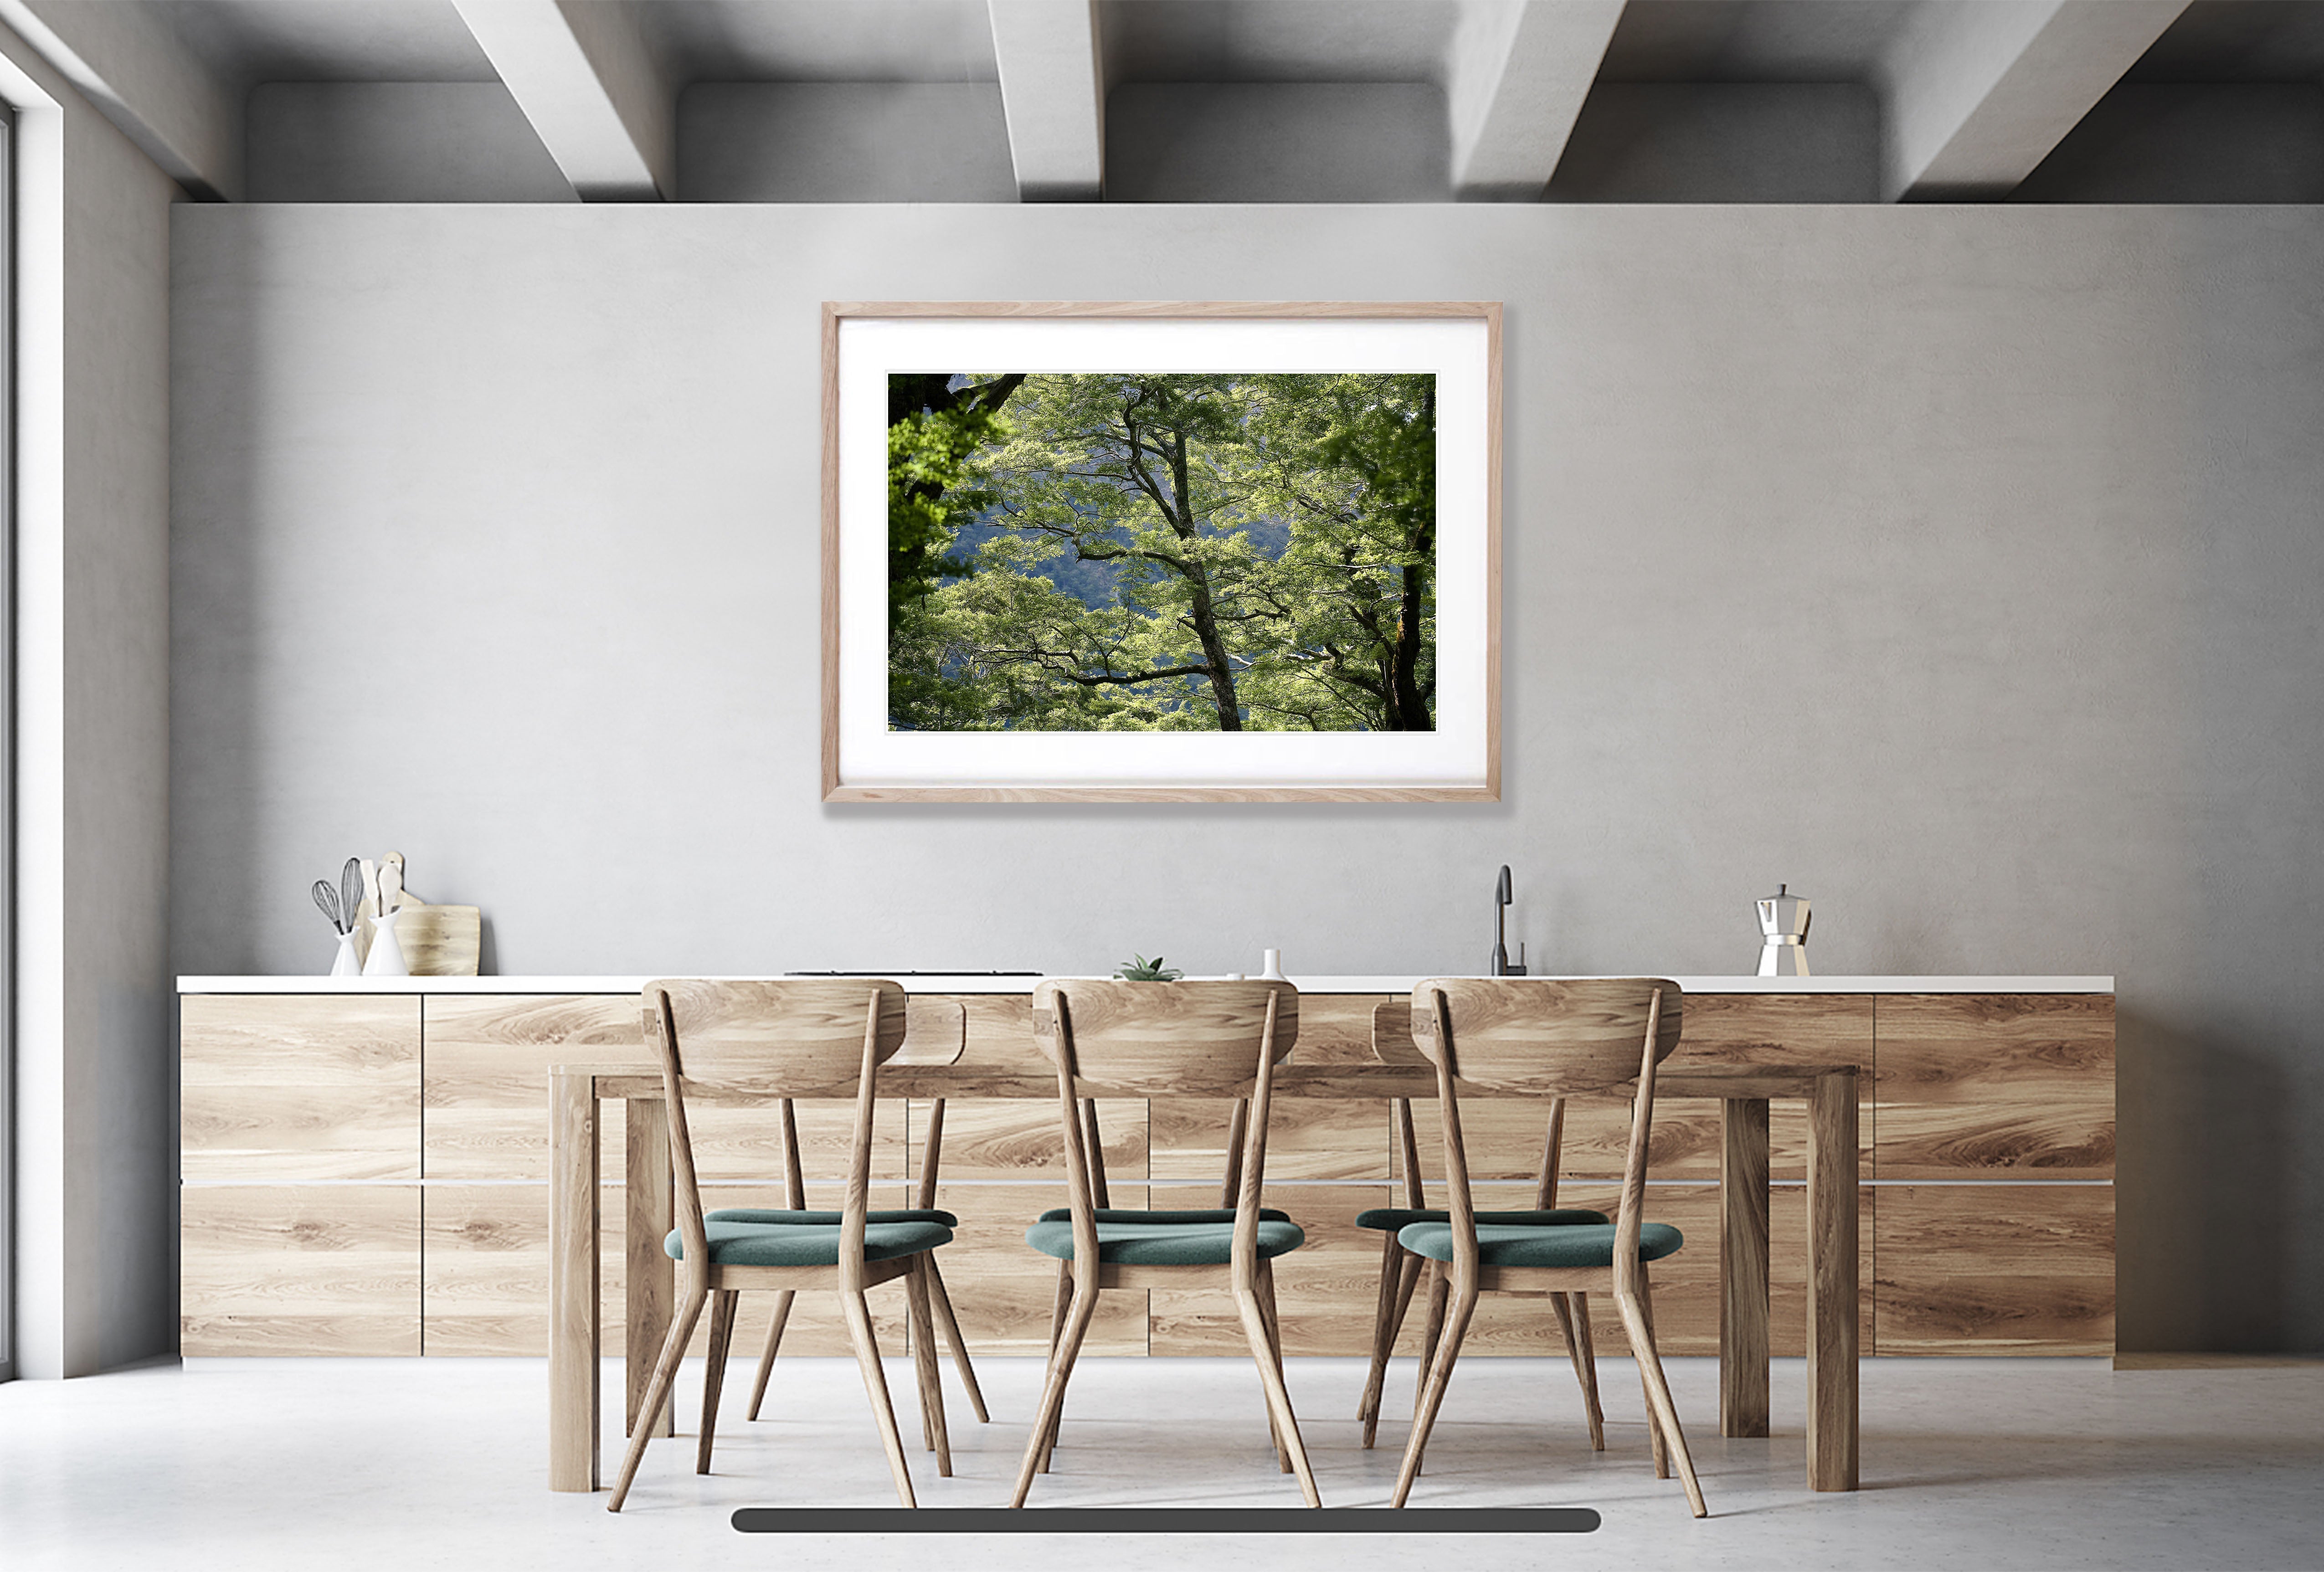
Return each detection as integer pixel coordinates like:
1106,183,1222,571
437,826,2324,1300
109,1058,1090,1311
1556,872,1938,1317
182,994,421,1181
1874,1185,2115,1353
1869,994,2115,1355
180,996,422,1355
180,983,2114,1358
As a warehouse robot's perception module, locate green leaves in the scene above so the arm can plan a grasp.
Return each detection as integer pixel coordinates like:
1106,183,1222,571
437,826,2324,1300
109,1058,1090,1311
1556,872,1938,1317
1113,954,1184,981
887,397,1013,623
888,371,1437,733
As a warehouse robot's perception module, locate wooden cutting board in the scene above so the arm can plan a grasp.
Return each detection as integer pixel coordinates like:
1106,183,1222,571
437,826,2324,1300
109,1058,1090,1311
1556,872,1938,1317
356,895,482,976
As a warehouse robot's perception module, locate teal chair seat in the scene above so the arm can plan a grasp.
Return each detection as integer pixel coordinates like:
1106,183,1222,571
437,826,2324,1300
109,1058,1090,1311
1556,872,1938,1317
1355,1205,1607,1232
667,1218,952,1269
1396,1220,1683,1269
709,1206,960,1228
1026,1212,1306,1266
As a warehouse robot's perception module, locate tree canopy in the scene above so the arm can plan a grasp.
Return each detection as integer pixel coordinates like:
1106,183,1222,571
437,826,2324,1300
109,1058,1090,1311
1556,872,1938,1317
887,370,1436,733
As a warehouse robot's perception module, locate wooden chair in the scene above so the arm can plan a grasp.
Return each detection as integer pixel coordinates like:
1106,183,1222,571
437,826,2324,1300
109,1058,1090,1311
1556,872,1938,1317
609,980,957,1511
715,1093,989,1428
1014,978,1321,1508
1355,1001,1612,1450
1392,978,1707,1516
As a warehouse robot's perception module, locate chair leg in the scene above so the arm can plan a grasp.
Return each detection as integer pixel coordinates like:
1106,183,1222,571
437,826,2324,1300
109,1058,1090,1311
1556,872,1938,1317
1413,1259,1450,1431
1392,1272,1479,1507
1358,1233,1399,1422
904,1257,953,1477
1357,1234,1401,1428
1238,1259,1322,1507
608,1286,710,1513
840,1289,918,1509
1254,1257,1293,1474
924,1257,990,1423
1560,1291,1606,1451
1012,1279,1100,1507
1363,1248,1425,1449
744,1290,796,1422
697,1289,739,1474
1634,1274,1670,1476
1039,1259,1073,1472
1616,1282,1707,1518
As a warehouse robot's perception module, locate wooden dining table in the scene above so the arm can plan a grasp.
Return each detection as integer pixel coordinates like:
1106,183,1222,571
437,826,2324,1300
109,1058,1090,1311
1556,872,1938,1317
545,1041,1860,1499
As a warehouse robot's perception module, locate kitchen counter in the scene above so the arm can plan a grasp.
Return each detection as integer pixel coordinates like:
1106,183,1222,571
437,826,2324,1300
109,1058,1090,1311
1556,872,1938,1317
177,972,2116,994
178,974,2117,1365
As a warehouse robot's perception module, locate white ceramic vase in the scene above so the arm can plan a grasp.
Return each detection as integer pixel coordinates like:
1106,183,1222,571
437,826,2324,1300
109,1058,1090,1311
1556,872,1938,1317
362,908,410,977
329,930,361,977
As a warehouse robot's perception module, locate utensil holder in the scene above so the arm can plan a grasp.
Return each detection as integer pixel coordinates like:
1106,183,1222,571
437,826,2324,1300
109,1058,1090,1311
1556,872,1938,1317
329,930,361,977
362,908,410,977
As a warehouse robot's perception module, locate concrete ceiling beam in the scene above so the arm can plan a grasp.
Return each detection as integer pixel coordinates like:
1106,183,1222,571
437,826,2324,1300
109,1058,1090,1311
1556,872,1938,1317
0,0,242,199
452,0,673,200
1879,0,2189,201
988,0,1105,201
1448,0,1627,201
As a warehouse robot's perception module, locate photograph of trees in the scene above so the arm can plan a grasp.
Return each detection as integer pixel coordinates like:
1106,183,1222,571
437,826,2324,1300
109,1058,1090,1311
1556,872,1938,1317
887,370,1437,733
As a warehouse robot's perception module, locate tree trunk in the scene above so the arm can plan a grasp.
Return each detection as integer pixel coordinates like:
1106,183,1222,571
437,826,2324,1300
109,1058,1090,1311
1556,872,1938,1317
1163,427,1242,729
1387,384,1437,731
1187,566,1243,730
1389,556,1432,731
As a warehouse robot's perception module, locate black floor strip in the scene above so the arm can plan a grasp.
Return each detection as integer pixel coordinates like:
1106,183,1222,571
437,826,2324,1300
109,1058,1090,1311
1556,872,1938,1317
733,1507,1599,1534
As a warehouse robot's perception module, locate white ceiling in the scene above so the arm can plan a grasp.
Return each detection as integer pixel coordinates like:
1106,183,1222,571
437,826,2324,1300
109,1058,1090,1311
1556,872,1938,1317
2127,0,2324,79
140,0,2324,87
1099,0,1463,83
26,0,2324,205
629,0,1000,83
1595,0,1928,83
163,0,498,83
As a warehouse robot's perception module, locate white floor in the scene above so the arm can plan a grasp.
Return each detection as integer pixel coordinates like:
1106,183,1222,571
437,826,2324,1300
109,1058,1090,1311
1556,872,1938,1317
2,1354,2319,1572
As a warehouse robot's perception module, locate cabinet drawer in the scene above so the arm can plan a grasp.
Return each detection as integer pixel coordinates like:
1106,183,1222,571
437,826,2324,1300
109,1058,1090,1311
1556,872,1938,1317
182,995,420,1182
181,1184,419,1354
1874,1184,2114,1353
1876,995,2114,1179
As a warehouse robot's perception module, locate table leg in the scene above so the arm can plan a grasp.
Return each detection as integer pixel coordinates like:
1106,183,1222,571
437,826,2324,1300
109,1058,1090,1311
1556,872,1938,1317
1719,1097,1771,1439
1806,1069,1860,1491
549,1071,600,1491
627,1096,675,1440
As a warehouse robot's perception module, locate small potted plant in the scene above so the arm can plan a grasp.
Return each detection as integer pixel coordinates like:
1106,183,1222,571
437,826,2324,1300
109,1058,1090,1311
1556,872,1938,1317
1113,953,1183,981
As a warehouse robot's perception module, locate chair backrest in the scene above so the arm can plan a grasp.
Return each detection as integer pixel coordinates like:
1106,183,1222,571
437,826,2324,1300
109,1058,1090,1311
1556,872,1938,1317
648,978,910,1086
1411,978,1684,1293
1409,978,1682,1094
1373,997,1571,1211
642,979,909,1287
1032,979,1298,1096
1035,979,1298,1273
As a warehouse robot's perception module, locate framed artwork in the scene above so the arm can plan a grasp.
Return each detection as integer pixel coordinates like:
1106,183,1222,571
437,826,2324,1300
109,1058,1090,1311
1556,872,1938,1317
820,302,1500,801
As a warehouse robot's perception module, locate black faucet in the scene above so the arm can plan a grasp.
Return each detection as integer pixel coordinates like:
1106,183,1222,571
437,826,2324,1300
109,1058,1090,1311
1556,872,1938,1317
1492,865,1528,976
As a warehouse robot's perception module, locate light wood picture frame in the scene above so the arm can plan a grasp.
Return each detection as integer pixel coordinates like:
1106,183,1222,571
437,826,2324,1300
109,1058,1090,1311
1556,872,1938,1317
821,301,1501,802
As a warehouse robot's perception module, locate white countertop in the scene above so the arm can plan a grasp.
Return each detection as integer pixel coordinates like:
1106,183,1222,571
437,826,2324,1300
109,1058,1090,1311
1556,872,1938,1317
177,973,2116,995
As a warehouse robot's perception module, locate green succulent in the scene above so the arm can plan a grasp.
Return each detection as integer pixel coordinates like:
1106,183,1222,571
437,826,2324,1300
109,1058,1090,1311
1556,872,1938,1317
1113,953,1183,981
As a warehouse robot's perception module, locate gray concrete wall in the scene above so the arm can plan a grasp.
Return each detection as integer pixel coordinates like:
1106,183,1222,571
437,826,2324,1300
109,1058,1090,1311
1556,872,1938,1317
1106,83,1449,200
245,83,574,204
1,19,178,1375
169,202,2324,1353
2016,84,2324,205
678,83,1016,202
1548,84,1880,204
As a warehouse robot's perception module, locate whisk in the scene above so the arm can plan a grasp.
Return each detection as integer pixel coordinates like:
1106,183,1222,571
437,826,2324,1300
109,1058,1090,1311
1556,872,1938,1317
311,878,348,935
312,858,365,935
